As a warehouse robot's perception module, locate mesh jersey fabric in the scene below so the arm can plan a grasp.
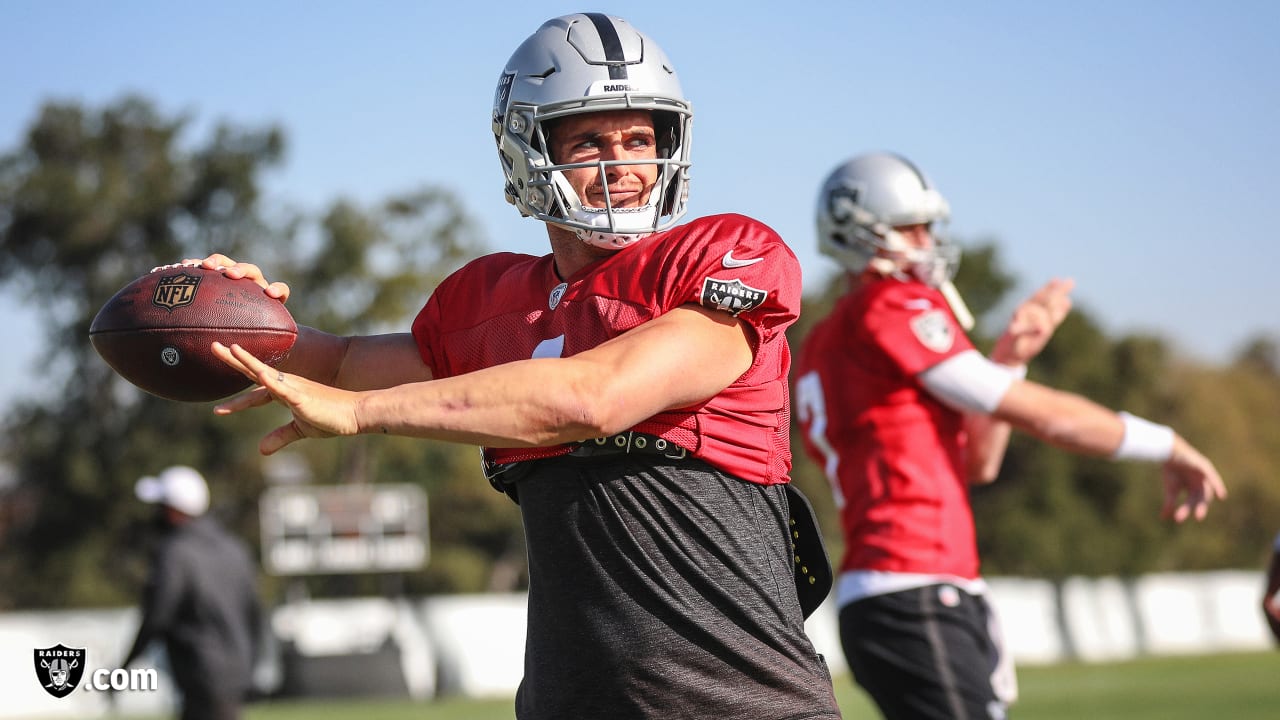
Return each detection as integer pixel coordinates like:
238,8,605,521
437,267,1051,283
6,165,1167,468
412,213,802,485
794,278,981,579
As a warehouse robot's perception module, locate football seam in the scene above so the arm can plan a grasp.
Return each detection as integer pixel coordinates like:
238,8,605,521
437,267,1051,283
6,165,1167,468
89,327,297,334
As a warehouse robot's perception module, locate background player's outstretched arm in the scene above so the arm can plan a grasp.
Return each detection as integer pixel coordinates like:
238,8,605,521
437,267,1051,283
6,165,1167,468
963,278,1074,483
993,380,1226,522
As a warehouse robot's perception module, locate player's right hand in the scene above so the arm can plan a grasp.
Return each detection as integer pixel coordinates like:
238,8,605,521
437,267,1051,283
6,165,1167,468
212,341,359,455
992,278,1074,366
1160,436,1227,523
185,254,291,302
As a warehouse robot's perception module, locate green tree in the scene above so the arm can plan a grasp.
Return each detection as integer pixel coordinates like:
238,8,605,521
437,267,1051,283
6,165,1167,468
0,96,516,609
1234,334,1279,376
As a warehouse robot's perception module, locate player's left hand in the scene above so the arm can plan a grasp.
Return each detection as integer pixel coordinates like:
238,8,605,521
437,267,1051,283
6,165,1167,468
185,254,292,302
211,342,361,455
992,278,1074,366
1160,435,1228,522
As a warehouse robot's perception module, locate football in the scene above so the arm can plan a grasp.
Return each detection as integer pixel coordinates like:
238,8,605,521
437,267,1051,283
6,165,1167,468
90,264,297,402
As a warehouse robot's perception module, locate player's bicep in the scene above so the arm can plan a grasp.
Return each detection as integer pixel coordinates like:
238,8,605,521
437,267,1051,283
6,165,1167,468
577,303,753,415
917,350,1019,415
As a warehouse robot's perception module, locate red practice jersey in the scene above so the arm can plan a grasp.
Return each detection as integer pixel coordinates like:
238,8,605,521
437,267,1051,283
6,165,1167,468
793,277,981,578
412,213,801,486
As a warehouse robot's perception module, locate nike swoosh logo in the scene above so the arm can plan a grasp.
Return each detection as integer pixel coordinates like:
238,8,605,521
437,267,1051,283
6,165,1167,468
904,299,934,310
722,251,763,268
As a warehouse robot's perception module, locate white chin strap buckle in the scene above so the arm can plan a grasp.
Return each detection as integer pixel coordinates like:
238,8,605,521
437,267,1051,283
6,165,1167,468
575,228,653,250
570,205,657,250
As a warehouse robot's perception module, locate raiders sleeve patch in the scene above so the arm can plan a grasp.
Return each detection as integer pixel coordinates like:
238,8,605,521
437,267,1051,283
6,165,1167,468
700,277,768,316
910,309,955,353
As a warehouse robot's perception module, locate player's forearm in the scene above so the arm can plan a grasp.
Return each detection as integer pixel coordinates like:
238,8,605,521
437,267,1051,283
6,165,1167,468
121,610,166,669
346,305,749,447
994,381,1126,457
281,329,429,391
352,357,643,447
276,326,350,383
120,632,148,669
964,413,1014,484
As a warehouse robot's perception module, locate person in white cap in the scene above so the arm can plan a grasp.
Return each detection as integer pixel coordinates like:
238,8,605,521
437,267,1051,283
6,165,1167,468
120,466,263,720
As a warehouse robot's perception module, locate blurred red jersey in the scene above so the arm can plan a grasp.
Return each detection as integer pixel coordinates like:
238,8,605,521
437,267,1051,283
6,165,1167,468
412,213,801,485
793,277,981,578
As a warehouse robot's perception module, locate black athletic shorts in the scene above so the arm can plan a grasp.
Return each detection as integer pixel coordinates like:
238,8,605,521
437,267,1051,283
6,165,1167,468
839,584,1012,720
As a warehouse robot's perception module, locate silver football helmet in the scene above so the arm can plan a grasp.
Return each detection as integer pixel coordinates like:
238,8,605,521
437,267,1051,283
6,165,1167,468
492,13,693,250
816,152,959,287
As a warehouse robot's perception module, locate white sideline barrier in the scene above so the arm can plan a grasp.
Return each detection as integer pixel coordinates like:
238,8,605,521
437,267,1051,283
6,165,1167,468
1200,570,1272,652
986,577,1064,665
272,597,436,699
803,597,848,677
1133,572,1218,655
1060,576,1141,662
418,593,527,699
415,593,851,698
0,570,1274,717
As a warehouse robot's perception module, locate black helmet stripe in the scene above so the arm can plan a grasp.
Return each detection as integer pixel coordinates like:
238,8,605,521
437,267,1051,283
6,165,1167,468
584,13,628,80
893,152,931,190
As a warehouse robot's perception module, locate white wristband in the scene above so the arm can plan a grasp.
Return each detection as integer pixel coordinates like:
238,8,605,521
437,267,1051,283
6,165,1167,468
1112,411,1175,462
1004,364,1027,380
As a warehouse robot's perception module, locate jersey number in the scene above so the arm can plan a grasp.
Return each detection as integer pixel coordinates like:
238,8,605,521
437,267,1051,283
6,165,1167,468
794,371,846,509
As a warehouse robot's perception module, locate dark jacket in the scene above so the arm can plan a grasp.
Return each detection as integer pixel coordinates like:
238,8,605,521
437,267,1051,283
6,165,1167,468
123,515,262,702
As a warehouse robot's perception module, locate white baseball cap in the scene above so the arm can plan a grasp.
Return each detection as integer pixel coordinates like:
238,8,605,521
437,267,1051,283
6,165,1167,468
135,465,210,517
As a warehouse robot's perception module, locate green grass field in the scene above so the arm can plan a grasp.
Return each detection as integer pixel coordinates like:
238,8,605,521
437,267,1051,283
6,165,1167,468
118,651,1279,720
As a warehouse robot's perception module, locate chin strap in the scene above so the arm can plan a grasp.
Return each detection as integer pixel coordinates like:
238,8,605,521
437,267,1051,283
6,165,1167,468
573,227,653,250
940,280,975,330
569,205,657,250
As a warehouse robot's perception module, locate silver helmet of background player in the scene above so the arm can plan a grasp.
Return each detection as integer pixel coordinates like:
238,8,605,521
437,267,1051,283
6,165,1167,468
816,152,959,287
492,13,693,250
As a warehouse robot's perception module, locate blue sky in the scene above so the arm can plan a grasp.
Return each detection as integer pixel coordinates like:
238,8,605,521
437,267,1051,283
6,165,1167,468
2,1,1277,410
